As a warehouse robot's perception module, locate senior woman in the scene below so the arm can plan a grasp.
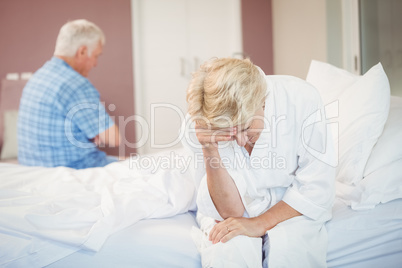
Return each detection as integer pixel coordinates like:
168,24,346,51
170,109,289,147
183,58,336,267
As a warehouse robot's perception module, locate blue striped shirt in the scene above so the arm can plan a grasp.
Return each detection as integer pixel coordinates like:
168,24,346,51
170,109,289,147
18,57,115,169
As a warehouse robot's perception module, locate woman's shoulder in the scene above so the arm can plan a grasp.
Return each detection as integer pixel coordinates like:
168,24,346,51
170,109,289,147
265,75,322,107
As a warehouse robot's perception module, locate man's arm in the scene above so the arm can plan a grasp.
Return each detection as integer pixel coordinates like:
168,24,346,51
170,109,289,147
94,124,121,147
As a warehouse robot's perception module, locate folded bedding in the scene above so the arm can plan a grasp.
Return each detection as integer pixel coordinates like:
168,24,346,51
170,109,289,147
47,212,201,268
0,152,197,267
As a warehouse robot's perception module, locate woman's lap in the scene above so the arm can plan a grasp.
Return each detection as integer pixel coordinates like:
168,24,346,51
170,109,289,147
195,214,328,267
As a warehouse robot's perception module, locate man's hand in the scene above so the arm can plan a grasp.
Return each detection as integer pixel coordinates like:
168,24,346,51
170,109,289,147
92,135,102,146
209,217,267,244
97,124,121,147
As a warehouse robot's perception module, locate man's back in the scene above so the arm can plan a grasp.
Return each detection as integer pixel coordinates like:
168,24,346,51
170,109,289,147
18,57,113,169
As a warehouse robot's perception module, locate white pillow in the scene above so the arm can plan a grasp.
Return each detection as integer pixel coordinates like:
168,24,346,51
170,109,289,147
363,96,402,176
306,61,390,185
350,158,402,210
0,110,18,160
306,60,359,101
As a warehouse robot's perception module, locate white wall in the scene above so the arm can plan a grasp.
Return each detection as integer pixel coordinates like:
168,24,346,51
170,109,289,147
272,0,327,78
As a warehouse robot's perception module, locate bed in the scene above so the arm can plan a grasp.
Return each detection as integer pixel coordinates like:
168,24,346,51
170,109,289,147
1,61,402,267
47,199,402,268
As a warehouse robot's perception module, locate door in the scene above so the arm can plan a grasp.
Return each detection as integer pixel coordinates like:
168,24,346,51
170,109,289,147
132,0,242,155
360,0,402,96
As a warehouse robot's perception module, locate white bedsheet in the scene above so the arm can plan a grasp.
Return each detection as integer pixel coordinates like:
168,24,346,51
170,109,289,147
0,153,197,267
327,198,402,267
1,156,401,267
47,212,201,268
45,198,402,267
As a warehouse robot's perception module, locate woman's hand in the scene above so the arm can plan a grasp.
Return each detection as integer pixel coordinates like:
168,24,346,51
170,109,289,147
209,201,302,244
195,123,236,149
209,217,267,244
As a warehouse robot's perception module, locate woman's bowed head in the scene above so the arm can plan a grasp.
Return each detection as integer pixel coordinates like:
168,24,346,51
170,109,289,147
186,58,267,152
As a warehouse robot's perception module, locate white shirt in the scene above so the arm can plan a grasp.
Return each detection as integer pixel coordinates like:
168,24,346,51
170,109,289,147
182,75,336,222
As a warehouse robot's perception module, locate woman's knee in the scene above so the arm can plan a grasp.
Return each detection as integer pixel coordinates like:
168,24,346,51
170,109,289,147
201,235,263,268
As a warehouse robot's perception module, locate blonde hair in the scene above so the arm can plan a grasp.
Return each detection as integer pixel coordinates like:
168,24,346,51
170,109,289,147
54,19,105,57
186,58,267,127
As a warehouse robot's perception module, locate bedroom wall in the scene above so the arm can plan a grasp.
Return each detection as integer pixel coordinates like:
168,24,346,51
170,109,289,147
272,0,327,78
0,0,135,157
241,0,274,75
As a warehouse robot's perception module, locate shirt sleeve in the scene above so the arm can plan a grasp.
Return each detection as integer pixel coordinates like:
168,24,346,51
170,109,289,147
61,81,114,139
282,92,336,221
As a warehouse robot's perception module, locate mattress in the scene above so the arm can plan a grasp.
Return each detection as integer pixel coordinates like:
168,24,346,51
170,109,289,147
47,198,402,267
46,212,201,268
327,198,402,267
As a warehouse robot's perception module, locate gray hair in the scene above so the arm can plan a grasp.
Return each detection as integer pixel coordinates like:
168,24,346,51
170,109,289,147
54,19,105,57
187,58,267,128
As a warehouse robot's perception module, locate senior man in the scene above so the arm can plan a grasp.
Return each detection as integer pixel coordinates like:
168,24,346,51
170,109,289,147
18,19,120,169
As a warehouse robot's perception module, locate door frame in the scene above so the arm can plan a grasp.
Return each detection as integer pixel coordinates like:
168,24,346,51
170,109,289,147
341,0,361,75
